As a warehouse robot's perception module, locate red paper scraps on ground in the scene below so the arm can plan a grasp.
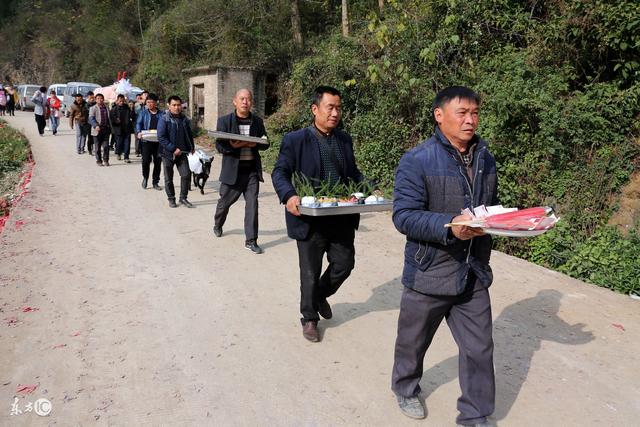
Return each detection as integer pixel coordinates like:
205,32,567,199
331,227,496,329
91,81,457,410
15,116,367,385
4,316,18,326
71,331,81,336
612,323,625,331
35,208,44,212
14,220,25,230
52,344,67,349
21,306,39,313
16,384,38,394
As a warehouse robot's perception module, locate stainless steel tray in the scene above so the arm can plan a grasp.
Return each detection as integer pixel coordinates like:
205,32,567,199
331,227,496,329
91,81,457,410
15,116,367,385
299,202,392,216
208,130,269,145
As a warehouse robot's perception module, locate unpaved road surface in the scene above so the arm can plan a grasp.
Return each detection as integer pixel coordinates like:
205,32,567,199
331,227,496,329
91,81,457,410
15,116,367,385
1,111,639,426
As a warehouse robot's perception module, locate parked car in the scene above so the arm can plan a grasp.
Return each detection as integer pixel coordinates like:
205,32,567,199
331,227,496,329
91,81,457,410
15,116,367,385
16,84,41,111
61,81,100,116
47,83,67,105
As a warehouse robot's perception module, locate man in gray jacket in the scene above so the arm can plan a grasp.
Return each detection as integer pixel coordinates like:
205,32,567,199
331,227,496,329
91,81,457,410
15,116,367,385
391,86,498,427
31,86,47,136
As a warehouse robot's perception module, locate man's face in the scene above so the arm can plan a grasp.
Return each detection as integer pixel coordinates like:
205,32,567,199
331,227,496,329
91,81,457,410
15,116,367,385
312,93,342,132
87,94,95,103
96,96,104,105
233,90,253,117
434,97,479,146
141,93,148,102
116,97,124,106
75,95,83,104
146,99,157,111
168,100,182,115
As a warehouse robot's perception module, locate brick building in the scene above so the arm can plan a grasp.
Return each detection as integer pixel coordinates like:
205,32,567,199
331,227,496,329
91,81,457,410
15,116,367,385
183,65,265,131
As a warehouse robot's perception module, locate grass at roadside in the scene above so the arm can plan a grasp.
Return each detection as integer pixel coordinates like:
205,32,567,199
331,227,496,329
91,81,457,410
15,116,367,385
0,120,31,216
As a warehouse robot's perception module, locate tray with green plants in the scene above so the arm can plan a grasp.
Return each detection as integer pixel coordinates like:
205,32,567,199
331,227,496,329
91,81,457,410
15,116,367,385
293,173,392,216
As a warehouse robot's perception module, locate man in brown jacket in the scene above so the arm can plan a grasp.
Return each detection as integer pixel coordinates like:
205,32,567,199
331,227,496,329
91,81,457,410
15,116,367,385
69,93,90,154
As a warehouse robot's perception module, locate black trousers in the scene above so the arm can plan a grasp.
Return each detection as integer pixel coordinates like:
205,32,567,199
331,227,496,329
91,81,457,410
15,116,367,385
391,278,495,425
213,166,259,243
35,114,46,135
141,140,161,184
94,129,110,163
87,134,94,153
296,221,356,322
163,154,190,201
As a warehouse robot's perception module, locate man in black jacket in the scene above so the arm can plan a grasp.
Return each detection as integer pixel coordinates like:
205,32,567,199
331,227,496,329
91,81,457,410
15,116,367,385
110,94,134,163
213,88,269,254
272,86,367,342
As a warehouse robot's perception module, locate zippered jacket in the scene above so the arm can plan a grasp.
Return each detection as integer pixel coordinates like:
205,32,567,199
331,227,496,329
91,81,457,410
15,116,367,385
157,111,194,159
393,126,498,296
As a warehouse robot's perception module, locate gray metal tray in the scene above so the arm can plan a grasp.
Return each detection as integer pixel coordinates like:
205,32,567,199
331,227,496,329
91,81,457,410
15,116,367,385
299,202,392,216
208,130,269,145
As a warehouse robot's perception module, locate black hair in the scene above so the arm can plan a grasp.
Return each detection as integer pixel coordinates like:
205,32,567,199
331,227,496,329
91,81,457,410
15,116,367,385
50,90,56,95
95,93,104,99
432,86,481,113
311,86,341,106
87,91,94,96
167,95,182,104
147,93,159,102
142,90,149,95
116,94,126,100
39,86,47,93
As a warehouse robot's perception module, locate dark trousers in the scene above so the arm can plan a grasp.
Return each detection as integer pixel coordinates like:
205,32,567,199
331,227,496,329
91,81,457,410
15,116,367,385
135,138,141,155
296,222,356,322
213,167,259,243
115,133,131,159
391,279,495,425
87,134,94,153
35,114,46,135
163,154,190,201
94,129,111,163
141,140,161,184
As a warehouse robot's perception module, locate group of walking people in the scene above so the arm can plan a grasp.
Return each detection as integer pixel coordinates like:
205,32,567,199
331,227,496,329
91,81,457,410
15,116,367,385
0,84,17,116
24,82,501,426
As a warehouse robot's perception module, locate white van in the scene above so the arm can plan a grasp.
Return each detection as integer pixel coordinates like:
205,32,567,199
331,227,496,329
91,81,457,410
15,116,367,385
47,83,67,105
16,84,41,110
61,81,100,116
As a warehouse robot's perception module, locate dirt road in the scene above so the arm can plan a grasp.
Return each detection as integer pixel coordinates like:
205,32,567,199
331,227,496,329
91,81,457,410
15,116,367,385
1,111,638,426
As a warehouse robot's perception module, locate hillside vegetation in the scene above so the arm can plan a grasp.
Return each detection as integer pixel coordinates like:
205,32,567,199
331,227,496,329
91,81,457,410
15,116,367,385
1,0,638,294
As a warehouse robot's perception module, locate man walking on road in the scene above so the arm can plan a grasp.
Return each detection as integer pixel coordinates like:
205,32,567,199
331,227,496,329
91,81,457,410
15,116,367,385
212,88,269,254
85,91,96,155
88,94,112,166
110,94,134,163
135,93,163,190
158,95,195,208
31,86,47,136
390,86,498,426
69,93,90,153
272,86,368,342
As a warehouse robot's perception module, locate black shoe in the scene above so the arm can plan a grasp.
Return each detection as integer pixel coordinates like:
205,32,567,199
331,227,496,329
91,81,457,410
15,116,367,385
245,242,263,254
124,159,131,163
152,184,162,190
142,178,148,189
104,161,110,166
117,154,122,160
213,226,222,237
168,199,177,208
88,150,93,155
318,299,333,319
179,199,194,208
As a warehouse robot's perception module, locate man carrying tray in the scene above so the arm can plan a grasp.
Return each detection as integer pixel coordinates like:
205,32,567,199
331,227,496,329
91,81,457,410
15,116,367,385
272,85,369,343
135,93,163,190
391,86,498,426
212,88,269,254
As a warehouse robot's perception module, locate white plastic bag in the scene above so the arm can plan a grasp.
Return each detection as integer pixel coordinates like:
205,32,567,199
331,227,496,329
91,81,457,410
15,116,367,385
187,152,203,174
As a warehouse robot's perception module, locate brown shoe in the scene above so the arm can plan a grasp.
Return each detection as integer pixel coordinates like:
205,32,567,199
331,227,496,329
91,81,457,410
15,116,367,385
302,321,319,342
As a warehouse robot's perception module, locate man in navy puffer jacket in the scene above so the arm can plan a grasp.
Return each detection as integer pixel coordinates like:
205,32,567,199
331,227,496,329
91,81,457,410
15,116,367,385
391,86,498,427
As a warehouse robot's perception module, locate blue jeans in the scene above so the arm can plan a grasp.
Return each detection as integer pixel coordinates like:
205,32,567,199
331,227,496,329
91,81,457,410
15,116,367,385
75,123,88,152
115,134,131,159
49,116,59,134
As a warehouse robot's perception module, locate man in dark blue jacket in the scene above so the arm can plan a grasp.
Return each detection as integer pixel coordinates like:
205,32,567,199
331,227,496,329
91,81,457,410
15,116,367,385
135,93,163,190
272,86,367,343
213,89,269,254
158,95,195,208
391,86,498,426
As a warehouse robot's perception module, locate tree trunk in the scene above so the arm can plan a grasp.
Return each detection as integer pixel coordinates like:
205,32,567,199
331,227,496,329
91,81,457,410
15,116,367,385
341,0,349,37
290,0,303,49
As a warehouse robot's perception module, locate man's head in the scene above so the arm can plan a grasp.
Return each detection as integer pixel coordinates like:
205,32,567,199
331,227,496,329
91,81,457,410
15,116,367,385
39,86,47,94
87,91,95,103
146,93,159,111
116,94,125,106
167,95,182,115
311,86,342,133
432,86,480,148
141,91,148,102
233,89,253,118
74,93,84,103
95,93,104,105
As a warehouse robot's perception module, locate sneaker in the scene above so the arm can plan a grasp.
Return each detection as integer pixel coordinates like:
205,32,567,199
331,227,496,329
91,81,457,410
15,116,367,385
97,161,103,167
212,226,222,237
152,184,162,190
456,422,493,427
88,150,93,155
302,320,319,342
179,199,194,208
168,199,177,208
124,159,131,163
142,178,148,189
104,161,110,167
397,396,425,419
318,299,332,319
136,153,141,157
245,242,263,254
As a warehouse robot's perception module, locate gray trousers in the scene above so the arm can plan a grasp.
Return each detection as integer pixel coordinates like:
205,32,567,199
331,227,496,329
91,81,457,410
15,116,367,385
213,168,259,244
392,278,495,425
